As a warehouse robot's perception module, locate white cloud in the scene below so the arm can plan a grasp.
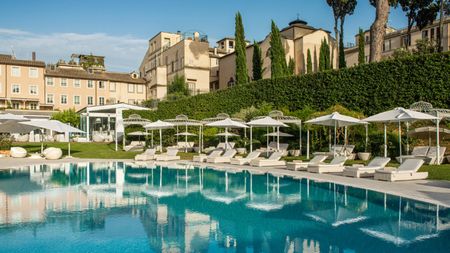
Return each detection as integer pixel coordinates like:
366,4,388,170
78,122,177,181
0,28,148,72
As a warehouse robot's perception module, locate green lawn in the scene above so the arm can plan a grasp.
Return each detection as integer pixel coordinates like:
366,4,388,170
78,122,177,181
10,142,450,181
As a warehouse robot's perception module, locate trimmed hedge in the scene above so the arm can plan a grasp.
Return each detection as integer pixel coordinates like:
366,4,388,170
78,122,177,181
125,53,450,120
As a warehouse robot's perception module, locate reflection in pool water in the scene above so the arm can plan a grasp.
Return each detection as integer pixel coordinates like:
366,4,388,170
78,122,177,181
0,162,448,253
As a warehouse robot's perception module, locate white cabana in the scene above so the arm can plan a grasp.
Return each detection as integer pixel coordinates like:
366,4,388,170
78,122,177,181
305,112,365,158
166,115,203,153
247,116,288,153
21,120,84,156
363,107,438,163
206,118,248,150
144,120,174,151
408,127,450,146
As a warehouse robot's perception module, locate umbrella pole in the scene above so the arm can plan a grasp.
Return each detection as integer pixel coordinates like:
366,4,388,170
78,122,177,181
365,124,368,152
344,126,348,146
185,124,188,153
159,128,162,152
277,126,280,151
299,123,302,156
225,127,228,151
40,129,44,154
250,126,253,152
306,129,310,160
176,125,179,143
398,121,402,163
334,121,337,157
436,115,440,165
266,127,269,157
198,126,201,154
151,130,154,148
406,122,409,155
384,123,387,158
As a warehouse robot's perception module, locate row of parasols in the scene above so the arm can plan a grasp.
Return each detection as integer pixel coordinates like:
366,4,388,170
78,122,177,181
127,107,447,164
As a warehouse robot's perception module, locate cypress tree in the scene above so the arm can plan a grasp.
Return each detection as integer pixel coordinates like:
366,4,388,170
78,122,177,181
324,38,331,70
330,46,334,69
313,46,318,72
319,39,325,71
252,41,263,81
306,49,313,74
288,57,295,76
235,12,248,85
339,28,346,68
358,28,365,65
270,20,288,78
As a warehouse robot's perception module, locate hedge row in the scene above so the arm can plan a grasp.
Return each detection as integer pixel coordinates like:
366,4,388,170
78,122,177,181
125,53,450,120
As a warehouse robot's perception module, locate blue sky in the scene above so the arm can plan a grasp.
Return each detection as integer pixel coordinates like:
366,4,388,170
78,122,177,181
0,0,407,71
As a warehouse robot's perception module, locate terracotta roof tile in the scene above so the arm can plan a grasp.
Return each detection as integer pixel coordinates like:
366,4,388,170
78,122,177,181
0,54,45,67
45,67,145,84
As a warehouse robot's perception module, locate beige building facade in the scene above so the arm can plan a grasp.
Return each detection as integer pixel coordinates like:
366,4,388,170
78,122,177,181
218,19,337,89
140,32,213,100
345,17,450,66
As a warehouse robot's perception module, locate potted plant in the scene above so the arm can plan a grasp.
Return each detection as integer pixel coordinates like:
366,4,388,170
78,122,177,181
289,142,301,157
357,138,371,161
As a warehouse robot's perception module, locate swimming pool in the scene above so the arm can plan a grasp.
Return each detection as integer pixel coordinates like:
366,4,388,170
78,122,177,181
0,162,448,252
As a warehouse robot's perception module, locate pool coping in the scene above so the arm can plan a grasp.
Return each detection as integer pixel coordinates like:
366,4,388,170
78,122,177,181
1,157,450,207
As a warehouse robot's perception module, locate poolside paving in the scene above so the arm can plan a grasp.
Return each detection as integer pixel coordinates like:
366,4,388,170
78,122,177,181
1,157,450,207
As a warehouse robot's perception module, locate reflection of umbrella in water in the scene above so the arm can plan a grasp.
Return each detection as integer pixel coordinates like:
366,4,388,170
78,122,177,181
408,127,450,145
202,169,247,204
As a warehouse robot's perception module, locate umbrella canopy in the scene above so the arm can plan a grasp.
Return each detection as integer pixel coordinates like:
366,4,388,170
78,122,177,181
247,116,288,127
128,131,151,136
21,120,84,133
123,114,151,126
305,112,363,127
206,118,248,129
175,132,197,136
144,120,174,151
0,113,27,122
0,120,38,134
216,132,239,137
264,131,293,137
408,127,450,139
363,108,438,162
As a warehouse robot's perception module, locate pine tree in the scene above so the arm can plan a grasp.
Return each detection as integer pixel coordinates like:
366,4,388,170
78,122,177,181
306,49,313,74
288,57,295,76
235,12,248,84
252,41,263,81
358,28,365,65
270,20,288,78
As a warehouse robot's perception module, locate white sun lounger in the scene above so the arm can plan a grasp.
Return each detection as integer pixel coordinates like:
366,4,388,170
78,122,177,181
155,148,180,161
230,151,261,165
396,146,429,163
207,149,237,163
134,148,157,161
193,150,223,163
250,152,285,167
286,155,328,171
374,159,427,182
307,156,347,174
343,157,391,178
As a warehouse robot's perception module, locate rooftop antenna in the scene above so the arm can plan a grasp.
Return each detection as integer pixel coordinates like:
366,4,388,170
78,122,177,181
10,46,16,59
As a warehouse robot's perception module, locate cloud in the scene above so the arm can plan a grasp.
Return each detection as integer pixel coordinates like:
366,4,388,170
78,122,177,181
0,28,148,72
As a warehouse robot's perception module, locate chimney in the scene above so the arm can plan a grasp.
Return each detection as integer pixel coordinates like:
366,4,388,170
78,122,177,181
32,51,36,61
194,32,200,41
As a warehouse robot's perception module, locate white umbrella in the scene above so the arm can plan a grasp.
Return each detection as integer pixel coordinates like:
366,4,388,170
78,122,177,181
363,107,438,163
248,116,289,154
128,131,151,136
0,120,38,134
20,120,84,156
264,131,293,137
0,113,27,122
306,112,365,157
144,120,174,151
408,127,450,145
206,118,248,150
175,132,197,136
216,132,239,137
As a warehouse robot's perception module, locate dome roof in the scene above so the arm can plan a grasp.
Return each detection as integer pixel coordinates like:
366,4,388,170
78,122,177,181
289,18,308,26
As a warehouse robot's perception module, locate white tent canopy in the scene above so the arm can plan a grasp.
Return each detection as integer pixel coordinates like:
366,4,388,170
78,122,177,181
363,107,438,163
206,118,248,150
0,120,39,134
305,112,365,158
247,117,288,153
20,119,84,156
0,113,28,122
144,120,174,151
166,115,202,153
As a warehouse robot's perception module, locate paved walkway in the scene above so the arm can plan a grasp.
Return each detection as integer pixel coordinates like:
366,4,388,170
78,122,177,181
1,158,450,207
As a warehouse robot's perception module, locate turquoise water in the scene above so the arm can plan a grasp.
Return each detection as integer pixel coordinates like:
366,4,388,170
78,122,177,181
0,162,448,253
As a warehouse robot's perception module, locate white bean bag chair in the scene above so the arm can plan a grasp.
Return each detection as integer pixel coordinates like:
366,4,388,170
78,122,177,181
92,135,105,143
43,147,63,160
10,147,27,158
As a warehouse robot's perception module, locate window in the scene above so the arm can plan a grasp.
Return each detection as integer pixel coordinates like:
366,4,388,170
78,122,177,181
98,81,105,89
99,97,105,105
422,30,428,39
87,96,94,105
61,78,67,87
29,68,38,78
136,84,143,94
46,77,54,86
383,40,391,52
11,66,20,77
87,80,94,88
228,41,234,49
401,35,411,47
128,83,135,93
29,103,38,110
74,95,80,105
74,79,80,88
29,85,38,95
12,102,20,109
430,28,435,40
60,95,67,104
188,82,196,95
12,84,20,94
110,82,116,92
46,94,54,104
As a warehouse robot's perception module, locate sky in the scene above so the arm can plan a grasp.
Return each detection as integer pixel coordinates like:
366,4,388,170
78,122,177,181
0,0,408,72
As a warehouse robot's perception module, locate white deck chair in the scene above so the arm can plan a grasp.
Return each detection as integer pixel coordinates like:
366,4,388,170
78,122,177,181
307,156,347,174
250,152,285,167
424,146,446,164
396,146,429,163
207,149,237,163
230,151,261,165
374,159,427,182
134,148,156,161
286,155,328,171
155,148,180,161
343,157,391,178
193,150,223,163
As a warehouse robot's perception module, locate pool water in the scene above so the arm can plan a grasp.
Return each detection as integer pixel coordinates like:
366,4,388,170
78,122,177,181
0,162,449,253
